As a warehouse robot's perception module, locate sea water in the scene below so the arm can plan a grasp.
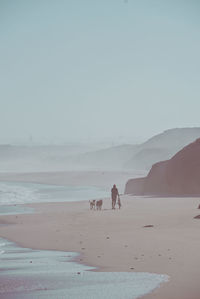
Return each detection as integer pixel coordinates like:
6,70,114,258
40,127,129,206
0,238,169,299
0,181,108,215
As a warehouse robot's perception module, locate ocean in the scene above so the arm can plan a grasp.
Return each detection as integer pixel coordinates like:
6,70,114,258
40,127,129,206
0,181,108,215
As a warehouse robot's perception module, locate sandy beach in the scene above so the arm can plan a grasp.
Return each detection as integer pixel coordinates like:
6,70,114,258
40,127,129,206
0,172,200,298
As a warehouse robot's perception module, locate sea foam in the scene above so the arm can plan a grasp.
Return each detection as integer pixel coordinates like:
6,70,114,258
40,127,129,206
0,181,108,206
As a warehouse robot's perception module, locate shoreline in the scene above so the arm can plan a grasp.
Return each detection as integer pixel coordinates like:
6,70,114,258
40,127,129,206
1,196,200,298
0,236,168,299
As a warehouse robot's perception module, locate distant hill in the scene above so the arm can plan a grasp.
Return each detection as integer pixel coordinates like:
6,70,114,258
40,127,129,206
1,127,200,172
0,143,103,172
125,147,171,170
125,138,200,196
141,127,200,149
75,127,200,171
125,127,200,170
72,144,138,170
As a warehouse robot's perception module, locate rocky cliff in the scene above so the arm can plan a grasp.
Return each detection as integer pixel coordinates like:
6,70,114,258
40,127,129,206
125,139,200,196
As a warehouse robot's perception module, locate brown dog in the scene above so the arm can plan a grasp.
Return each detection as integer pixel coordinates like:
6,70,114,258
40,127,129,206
96,199,103,210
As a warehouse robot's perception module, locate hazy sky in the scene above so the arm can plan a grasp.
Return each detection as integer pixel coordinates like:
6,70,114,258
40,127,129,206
1,0,200,144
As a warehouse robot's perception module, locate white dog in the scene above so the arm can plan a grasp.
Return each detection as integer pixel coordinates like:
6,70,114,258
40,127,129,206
89,200,96,210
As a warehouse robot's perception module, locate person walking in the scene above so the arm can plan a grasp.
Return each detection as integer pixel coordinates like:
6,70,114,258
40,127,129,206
111,184,119,209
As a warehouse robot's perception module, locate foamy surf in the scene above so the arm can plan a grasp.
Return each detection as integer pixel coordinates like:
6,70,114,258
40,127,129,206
0,182,38,205
0,181,108,206
0,238,169,299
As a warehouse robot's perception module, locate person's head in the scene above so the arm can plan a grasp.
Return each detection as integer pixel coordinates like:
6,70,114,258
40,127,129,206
113,184,116,188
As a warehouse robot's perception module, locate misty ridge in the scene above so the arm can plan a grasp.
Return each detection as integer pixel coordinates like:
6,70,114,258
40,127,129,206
1,127,200,173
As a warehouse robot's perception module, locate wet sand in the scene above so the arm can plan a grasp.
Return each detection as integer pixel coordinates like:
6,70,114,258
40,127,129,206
0,239,168,299
0,195,200,298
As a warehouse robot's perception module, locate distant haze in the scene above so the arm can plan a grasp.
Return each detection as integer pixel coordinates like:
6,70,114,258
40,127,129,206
1,0,200,145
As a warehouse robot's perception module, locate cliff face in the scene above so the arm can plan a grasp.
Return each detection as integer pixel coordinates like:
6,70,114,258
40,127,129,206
125,139,200,196
125,177,146,195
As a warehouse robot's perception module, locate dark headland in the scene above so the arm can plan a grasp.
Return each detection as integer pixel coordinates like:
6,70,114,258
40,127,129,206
125,138,200,196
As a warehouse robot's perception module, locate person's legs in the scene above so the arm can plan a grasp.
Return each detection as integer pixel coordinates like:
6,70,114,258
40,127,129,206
112,198,114,209
112,197,116,209
114,198,116,209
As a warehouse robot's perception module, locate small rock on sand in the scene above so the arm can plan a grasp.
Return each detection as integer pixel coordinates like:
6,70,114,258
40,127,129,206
143,225,154,228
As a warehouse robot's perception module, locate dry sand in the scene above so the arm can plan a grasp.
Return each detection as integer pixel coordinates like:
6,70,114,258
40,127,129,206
0,172,200,299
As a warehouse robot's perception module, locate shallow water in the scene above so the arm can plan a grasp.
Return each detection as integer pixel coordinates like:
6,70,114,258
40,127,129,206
0,181,108,215
0,205,34,216
0,239,169,299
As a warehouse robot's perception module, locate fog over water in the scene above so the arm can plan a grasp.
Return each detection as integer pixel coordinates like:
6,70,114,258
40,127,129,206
1,0,200,146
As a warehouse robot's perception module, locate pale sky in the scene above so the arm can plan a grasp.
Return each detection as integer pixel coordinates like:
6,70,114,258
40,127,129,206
0,0,200,144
